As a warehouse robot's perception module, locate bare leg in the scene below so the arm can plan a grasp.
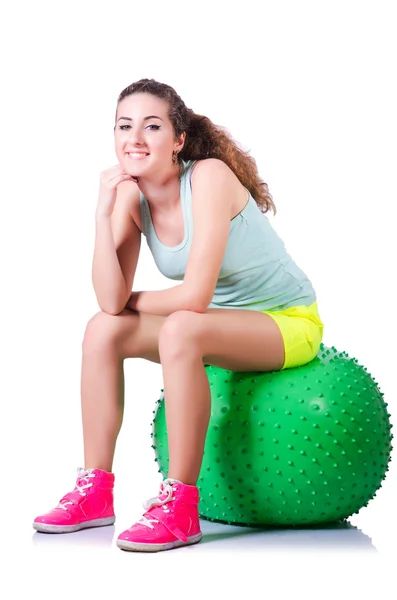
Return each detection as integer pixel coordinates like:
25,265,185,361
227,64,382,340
158,309,285,486
79,306,283,481
81,345,124,472
160,348,210,486
80,309,165,472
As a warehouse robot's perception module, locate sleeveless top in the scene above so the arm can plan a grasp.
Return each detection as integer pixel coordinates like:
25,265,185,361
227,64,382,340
139,159,317,311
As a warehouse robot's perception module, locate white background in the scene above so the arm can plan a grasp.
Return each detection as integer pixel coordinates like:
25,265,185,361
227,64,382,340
1,0,395,596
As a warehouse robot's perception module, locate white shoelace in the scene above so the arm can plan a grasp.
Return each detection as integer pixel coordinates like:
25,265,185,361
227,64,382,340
138,478,180,529
57,468,96,511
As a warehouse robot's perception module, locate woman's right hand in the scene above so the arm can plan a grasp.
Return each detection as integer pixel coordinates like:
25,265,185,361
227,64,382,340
96,164,137,219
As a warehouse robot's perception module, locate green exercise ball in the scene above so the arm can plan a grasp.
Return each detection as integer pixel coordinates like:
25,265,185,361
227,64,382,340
151,344,393,526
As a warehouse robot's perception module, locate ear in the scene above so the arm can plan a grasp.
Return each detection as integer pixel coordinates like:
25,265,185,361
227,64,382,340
176,131,186,153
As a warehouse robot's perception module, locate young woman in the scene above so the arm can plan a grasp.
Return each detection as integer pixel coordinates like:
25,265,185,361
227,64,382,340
33,78,324,552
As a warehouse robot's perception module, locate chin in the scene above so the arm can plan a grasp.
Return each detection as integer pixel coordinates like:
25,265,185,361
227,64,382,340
126,163,149,176
124,165,143,178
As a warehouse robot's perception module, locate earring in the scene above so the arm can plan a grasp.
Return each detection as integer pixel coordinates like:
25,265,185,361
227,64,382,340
172,150,179,164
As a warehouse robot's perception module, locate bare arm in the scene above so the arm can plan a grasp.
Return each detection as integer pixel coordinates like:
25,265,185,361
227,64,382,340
126,284,202,316
92,182,141,315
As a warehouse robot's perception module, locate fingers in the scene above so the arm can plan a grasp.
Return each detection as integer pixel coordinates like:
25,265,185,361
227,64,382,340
99,164,137,189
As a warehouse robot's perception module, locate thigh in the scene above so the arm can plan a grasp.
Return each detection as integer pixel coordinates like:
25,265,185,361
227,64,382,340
119,309,168,362
168,308,285,372
86,309,167,363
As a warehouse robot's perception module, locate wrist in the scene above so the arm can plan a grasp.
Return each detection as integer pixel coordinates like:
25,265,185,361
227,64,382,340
127,291,140,311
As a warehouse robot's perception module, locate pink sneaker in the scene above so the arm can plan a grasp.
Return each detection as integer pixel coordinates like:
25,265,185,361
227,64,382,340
33,468,115,533
116,478,202,552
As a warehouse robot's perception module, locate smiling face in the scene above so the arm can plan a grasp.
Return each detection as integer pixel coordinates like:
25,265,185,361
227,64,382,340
114,92,185,177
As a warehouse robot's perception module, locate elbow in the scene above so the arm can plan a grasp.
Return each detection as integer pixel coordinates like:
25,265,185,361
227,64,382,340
98,305,124,316
103,308,124,316
184,292,210,314
98,294,130,316
187,302,208,314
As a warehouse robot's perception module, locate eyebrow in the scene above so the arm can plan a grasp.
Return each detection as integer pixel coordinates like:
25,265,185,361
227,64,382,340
116,115,164,122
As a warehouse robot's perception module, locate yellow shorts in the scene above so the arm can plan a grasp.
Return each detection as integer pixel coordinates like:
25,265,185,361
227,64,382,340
261,301,324,370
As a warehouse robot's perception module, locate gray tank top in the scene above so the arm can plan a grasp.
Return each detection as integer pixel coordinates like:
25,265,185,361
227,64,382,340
139,159,317,311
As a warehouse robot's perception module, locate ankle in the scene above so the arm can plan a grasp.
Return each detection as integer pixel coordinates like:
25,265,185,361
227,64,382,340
80,467,115,486
84,466,113,475
167,476,197,487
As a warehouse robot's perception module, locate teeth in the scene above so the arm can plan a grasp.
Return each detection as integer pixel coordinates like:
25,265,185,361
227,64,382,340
127,152,148,158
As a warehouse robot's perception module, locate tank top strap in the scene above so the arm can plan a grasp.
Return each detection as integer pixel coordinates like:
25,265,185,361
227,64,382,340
178,159,196,249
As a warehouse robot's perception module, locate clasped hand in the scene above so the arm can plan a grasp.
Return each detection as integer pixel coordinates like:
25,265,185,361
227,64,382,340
125,291,141,312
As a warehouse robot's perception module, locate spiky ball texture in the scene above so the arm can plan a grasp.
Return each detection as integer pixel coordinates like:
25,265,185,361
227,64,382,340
151,344,393,526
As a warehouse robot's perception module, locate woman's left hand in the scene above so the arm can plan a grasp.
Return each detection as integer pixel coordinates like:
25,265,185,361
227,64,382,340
125,291,141,312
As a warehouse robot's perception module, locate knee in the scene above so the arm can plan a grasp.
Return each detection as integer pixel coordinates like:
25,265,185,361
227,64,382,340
82,309,134,355
158,310,202,356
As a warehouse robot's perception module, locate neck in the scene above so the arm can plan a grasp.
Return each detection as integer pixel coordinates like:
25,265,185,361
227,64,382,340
137,164,182,211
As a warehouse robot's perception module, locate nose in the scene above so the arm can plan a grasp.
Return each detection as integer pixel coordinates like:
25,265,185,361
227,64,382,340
127,127,145,145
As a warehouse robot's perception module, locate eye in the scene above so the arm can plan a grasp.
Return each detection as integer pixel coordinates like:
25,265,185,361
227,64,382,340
118,124,160,131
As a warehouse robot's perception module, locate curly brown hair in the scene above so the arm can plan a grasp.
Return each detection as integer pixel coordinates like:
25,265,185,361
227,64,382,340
115,78,276,214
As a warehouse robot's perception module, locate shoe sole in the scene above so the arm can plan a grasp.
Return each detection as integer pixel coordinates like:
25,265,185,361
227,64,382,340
32,516,116,533
116,531,203,552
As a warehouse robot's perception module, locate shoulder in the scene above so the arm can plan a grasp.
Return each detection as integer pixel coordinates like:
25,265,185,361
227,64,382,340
190,159,241,200
190,157,232,182
189,158,241,222
190,159,243,215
